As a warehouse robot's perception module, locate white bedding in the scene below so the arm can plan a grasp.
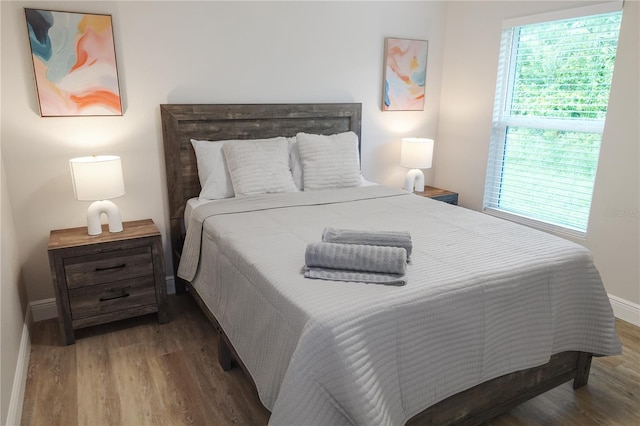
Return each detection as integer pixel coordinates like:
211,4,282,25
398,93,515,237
179,185,621,425
184,178,379,228
184,197,211,227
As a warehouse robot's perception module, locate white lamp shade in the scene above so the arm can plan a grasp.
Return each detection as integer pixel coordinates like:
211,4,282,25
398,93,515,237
69,155,125,201
400,138,434,169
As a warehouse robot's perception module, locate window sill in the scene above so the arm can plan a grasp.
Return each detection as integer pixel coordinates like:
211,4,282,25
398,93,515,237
483,207,587,240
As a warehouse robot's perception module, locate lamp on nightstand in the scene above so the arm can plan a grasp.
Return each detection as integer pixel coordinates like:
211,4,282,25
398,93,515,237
69,155,125,235
401,138,434,192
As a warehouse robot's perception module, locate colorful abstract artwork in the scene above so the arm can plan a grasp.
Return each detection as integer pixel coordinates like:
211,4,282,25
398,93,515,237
382,38,428,111
25,9,123,117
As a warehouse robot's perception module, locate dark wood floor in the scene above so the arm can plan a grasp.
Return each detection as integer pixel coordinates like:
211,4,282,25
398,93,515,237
21,294,639,425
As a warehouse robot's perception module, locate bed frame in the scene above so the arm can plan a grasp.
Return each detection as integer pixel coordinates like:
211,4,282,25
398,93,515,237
160,103,592,425
160,103,362,293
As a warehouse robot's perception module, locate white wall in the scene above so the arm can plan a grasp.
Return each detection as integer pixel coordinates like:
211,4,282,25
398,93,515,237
1,157,29,425
1,1,446,302
437,1,639,306
1,5,31,422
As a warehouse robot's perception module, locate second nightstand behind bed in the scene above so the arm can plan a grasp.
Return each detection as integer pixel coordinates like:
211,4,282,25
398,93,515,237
413,185,459,205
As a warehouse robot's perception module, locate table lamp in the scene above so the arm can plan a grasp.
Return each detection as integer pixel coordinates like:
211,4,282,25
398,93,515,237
400,138,434,192
69,155,125,235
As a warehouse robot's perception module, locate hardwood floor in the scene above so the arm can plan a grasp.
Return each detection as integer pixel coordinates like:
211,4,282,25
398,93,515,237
21,294,639,425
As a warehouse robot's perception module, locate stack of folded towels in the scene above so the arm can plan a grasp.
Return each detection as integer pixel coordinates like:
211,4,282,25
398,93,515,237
303,227,413,286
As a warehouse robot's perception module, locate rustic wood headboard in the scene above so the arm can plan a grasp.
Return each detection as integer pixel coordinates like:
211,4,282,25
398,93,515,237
160,103,362,284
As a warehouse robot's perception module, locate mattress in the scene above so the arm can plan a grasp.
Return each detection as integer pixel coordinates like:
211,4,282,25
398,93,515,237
179,185,621,426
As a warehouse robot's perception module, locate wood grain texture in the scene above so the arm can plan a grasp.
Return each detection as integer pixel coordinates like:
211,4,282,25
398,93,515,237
68,276,156,319
22,294,639,426
48,219,168,344
76,334,122,425
414,185,459,205
64,247,152,289
159,103,363,292
21,320,78,426
48,219,161,250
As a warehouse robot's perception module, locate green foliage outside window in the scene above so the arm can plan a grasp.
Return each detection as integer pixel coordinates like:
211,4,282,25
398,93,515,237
500,128,602,230
494,12,622,232
511,14,621,120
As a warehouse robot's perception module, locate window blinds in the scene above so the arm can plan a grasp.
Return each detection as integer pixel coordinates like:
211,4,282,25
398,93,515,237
484,8,622,236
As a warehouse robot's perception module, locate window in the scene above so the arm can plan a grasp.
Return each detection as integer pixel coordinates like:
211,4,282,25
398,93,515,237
484,3,623,236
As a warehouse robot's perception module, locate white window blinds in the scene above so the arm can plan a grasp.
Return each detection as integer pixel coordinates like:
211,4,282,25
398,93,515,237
484,5,623,236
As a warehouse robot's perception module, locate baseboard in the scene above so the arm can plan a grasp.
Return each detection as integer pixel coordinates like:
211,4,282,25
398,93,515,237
6,305,32,426
609,294,640,326
166,275,176,295
30,297,57,322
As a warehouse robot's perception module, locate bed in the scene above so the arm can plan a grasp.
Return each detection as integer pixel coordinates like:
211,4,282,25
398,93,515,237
160,103,621,425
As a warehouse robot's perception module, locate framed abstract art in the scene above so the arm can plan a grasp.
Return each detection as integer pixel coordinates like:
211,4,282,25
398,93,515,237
382,37,428,111
24,9,123,117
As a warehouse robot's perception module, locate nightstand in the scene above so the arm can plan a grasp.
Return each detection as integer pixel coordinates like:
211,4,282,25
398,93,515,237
414,186,459,205
48,219,168,345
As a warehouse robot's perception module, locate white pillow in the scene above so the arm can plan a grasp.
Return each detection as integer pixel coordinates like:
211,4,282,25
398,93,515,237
222,138,298,196
190,139,234,200
191,137,297,199
296,131,361,190
288,137,304,190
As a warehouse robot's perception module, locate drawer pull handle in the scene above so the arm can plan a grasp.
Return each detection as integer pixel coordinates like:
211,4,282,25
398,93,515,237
99,291,130,302
95,263,126,272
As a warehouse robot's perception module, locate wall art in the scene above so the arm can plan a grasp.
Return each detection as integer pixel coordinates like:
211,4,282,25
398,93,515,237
382,37,428,111
25,9,123,117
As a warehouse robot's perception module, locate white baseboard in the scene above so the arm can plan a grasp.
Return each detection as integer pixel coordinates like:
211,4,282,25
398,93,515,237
30,297,57,322
30,277,176,322
609,294,640,326
6,305,32,426
166,275,176,295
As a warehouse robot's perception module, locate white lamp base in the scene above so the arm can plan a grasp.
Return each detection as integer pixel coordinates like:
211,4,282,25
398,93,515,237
87,200,123,235
405,169,425,192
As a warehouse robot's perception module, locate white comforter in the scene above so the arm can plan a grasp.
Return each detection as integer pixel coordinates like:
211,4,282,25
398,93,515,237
179,185,621,426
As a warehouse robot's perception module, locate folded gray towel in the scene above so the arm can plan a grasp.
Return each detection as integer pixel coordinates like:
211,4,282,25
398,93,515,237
322,227,413,259
305,241,407,277
304,267,406,286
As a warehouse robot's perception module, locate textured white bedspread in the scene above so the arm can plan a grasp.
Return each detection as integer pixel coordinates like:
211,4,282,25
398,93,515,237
179,185,621,426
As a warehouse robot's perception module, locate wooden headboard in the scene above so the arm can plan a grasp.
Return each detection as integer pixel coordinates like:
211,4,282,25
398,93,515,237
160,103,362,283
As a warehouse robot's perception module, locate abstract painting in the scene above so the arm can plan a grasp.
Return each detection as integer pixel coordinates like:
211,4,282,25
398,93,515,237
382,38,428,111
25,9,123,117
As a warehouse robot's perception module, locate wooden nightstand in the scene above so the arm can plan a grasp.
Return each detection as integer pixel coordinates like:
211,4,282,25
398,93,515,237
48,219,168,345
414,186,459,205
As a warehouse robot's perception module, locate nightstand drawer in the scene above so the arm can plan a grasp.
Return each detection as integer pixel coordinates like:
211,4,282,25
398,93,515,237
64,247,153,289
68,276,157,320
